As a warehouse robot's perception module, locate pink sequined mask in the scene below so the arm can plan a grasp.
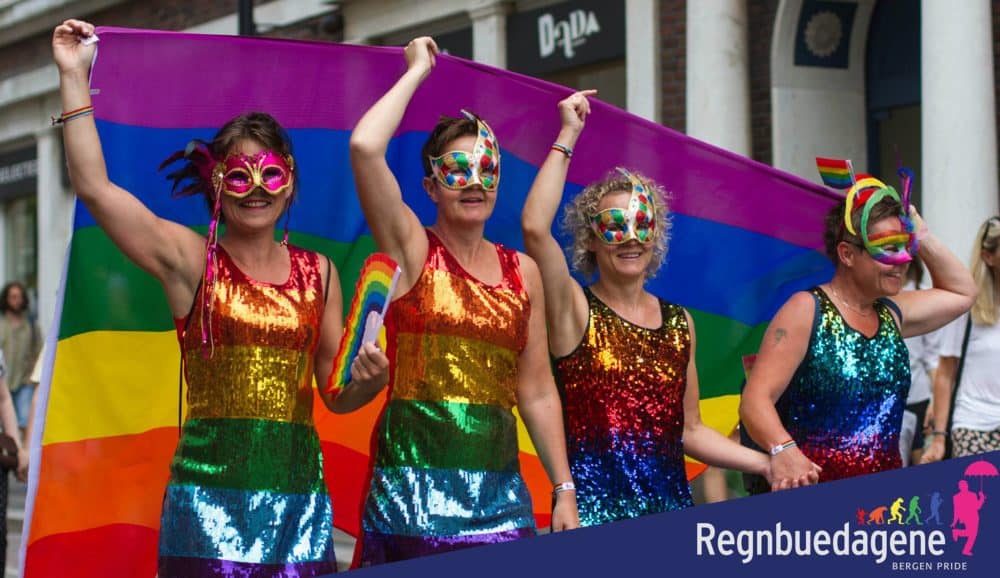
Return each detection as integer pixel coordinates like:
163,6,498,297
213,150,294,198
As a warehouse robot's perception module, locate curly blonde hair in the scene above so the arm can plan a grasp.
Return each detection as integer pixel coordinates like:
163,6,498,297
560,169,671,280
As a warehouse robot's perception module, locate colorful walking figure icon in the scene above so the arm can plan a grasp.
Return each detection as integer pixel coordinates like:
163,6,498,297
905,495,922,525
888,497,905,524
952,480,986,556
925,491,943,525
951,459,997,556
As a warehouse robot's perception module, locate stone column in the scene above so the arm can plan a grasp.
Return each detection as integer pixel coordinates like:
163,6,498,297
686,0,751,155
35,127,73,333
470,2,511,68
922,0,999,256
626,0,661,122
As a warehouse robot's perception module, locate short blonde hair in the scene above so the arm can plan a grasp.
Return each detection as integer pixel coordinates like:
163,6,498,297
970,216,1000,326
560,169,671,280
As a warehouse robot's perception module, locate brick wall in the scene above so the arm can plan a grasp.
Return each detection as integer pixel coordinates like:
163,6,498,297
747,0,777,166
659,0,685,132
659,1,777,165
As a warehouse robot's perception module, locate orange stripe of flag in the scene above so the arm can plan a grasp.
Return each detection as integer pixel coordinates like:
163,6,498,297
28,427,177,545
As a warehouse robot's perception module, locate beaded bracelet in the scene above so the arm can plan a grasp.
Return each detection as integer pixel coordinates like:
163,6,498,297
51,105,95,126
551,143,573,158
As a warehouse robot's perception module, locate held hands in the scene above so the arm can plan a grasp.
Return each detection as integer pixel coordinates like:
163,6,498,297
404,37,440,81
53,19,97,75
350,341,390,395
769,447,822,491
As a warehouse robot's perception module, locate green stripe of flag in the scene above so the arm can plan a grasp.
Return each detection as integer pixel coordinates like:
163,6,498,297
60,226,376,339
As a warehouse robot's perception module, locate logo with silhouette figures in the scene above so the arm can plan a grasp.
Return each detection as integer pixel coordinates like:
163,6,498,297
854,458,996,557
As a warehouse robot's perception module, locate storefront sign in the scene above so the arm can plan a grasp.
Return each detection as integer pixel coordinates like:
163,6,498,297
507,0,624,76
0,145,37,201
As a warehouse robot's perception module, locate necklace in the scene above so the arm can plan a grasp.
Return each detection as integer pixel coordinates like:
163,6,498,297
828,284,874,317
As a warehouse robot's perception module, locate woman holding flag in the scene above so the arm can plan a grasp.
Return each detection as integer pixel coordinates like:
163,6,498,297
349,36,578,565
53,19,388,576
520,90,772,527
740,162,976,490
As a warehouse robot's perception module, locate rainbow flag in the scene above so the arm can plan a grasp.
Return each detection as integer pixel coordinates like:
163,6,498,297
23,28,839,577
815,157,855,189
328,253,400,392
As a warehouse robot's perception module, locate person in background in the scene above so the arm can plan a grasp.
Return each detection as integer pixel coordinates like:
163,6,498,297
922,216,1000,463
0,282,43,443
0,348,28,572
899,256,941,466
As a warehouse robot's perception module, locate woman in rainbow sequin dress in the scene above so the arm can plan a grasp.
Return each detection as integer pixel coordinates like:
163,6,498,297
740,173,975,491
521,91,771,527
349,37,579,565
54,19,389,576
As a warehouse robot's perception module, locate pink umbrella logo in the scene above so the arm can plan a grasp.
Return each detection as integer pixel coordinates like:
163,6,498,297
964,460,999,494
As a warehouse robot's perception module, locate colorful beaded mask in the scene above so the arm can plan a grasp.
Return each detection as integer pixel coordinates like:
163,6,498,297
589,168,657,245
428,110,501,192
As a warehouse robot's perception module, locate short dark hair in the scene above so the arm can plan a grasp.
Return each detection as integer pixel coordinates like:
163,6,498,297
420,114,480,177
163,112,297,218
823,195,903,265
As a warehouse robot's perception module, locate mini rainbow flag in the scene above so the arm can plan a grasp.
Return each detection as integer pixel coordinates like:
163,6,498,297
816,157,855,189
327,253,401,393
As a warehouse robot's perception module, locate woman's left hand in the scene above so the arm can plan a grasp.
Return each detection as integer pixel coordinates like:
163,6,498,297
908,205,929,242
550,490,580,532
350,341,390,394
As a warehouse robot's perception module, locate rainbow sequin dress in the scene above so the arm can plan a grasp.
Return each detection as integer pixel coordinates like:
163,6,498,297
775,287,910,481
158,245,337,577
554,288,693,527
357,230,536,565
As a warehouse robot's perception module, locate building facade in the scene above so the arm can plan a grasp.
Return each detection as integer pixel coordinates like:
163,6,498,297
1,0,998,332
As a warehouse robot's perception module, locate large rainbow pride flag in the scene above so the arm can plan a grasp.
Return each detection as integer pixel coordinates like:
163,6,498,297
23,28,839,577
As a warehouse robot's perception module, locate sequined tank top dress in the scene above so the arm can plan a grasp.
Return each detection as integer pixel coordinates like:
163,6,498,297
357,230,536,565
554,288,693,527
776,287,910,482
159,245,336,577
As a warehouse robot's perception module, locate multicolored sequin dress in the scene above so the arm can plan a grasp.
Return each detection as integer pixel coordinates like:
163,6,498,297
357,229,536,565
776,287,910,482
159,245,337,577
554,288,693,527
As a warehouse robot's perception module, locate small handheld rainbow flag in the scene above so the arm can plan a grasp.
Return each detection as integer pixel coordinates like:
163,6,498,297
815,157,855,189
327,253,401,393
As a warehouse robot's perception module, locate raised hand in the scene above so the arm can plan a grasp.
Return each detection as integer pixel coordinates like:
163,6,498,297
404,36,440,81
52,19,97,75
557,89,597,136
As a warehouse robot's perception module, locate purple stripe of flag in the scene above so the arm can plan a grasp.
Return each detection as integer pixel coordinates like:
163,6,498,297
90,27,838,249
